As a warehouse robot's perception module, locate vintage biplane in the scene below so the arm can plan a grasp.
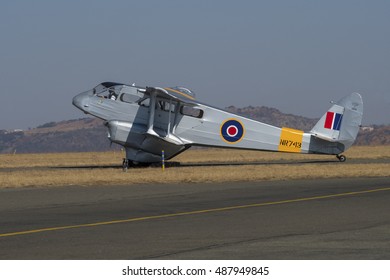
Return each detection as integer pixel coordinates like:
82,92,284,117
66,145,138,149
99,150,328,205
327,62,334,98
72,82,363,168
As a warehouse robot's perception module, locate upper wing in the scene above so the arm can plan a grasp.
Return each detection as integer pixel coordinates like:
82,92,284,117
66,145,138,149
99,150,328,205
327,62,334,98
144,86,198,105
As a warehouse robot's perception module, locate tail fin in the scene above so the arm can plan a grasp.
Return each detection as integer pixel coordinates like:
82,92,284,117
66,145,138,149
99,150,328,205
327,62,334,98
310,93,363,151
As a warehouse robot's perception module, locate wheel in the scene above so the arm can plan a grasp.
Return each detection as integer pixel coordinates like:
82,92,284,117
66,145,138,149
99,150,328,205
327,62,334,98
122,160,151,170
336,155,346,162
122,158,129,172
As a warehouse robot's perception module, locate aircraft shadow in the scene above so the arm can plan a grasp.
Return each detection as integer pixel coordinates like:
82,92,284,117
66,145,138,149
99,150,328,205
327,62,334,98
53,159,338,170
178,159,337,168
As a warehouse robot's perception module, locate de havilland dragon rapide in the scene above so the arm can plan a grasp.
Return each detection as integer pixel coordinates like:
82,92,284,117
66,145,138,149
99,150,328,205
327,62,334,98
73,82,363,168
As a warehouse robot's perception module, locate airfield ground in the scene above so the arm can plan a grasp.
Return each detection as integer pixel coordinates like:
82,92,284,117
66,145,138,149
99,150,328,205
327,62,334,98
0,146,389,188
1,177,389,259
0,146,389,259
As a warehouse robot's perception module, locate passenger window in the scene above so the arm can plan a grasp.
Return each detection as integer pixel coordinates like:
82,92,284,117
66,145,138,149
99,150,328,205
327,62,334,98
180,106,203,118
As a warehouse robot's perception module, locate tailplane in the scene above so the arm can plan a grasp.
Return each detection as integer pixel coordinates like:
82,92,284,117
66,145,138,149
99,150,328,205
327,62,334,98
310,93,363,151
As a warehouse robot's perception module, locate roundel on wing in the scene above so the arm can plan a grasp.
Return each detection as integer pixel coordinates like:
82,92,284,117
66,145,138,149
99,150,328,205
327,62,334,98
220,119,245,143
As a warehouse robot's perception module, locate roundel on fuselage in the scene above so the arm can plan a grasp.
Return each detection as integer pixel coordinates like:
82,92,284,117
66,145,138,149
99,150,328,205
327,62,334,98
220,119,245,143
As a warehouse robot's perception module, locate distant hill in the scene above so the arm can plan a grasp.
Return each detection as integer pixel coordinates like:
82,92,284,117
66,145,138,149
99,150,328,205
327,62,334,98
225,106,318,131
354,125,390,145
0,106,389,154
0,118,112,154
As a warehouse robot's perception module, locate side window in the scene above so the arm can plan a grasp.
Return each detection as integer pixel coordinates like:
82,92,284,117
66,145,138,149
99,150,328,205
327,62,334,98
120,93,141,103
180,106,203,118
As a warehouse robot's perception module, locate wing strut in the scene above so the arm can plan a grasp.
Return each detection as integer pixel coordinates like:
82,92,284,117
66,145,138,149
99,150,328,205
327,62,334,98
165,99,184,144
172,101,180,134
145,92,184,145
167,99,172,135
146,92,158,136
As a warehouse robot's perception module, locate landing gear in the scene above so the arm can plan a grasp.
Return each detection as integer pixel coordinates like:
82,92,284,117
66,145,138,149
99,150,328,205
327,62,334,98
122,158,129,172
336,154,346,162
122,158,152,171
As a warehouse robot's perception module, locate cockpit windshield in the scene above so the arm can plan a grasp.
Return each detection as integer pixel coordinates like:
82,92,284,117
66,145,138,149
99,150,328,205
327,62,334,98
93,82,144,103
93,83,122,100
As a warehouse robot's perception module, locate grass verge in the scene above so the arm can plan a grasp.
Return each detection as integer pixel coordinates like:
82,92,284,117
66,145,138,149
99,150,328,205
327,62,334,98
0,146,389,188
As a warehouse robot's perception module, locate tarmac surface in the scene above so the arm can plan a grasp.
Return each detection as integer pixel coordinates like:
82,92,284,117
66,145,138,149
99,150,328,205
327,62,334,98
0,177,389,259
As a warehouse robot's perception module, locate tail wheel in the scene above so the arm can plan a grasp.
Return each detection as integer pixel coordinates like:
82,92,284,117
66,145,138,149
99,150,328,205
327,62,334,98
336,154,346,162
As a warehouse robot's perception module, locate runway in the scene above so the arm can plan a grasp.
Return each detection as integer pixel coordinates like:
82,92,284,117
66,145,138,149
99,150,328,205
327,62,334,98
0,177,389,259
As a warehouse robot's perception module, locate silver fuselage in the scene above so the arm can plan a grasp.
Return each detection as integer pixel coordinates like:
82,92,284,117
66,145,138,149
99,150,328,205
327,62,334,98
73,83,359,163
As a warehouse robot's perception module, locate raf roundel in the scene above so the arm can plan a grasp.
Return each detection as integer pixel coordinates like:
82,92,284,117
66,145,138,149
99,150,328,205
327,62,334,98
220,119,245,143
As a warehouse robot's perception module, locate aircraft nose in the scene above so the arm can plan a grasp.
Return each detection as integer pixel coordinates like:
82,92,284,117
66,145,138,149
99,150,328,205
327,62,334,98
72,90,90,111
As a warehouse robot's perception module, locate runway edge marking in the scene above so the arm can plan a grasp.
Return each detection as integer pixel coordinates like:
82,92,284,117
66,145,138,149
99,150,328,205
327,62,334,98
1,187,389,238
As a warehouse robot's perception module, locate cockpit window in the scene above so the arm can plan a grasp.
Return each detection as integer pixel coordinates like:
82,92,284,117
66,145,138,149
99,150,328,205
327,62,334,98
94,84,120,100
97,88,118,100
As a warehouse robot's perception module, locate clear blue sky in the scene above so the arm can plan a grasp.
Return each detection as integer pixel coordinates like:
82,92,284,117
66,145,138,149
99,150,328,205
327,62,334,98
1,0,389,129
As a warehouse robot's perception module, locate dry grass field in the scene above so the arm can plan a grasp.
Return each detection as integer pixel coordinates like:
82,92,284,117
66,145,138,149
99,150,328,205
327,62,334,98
0,146,389,188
